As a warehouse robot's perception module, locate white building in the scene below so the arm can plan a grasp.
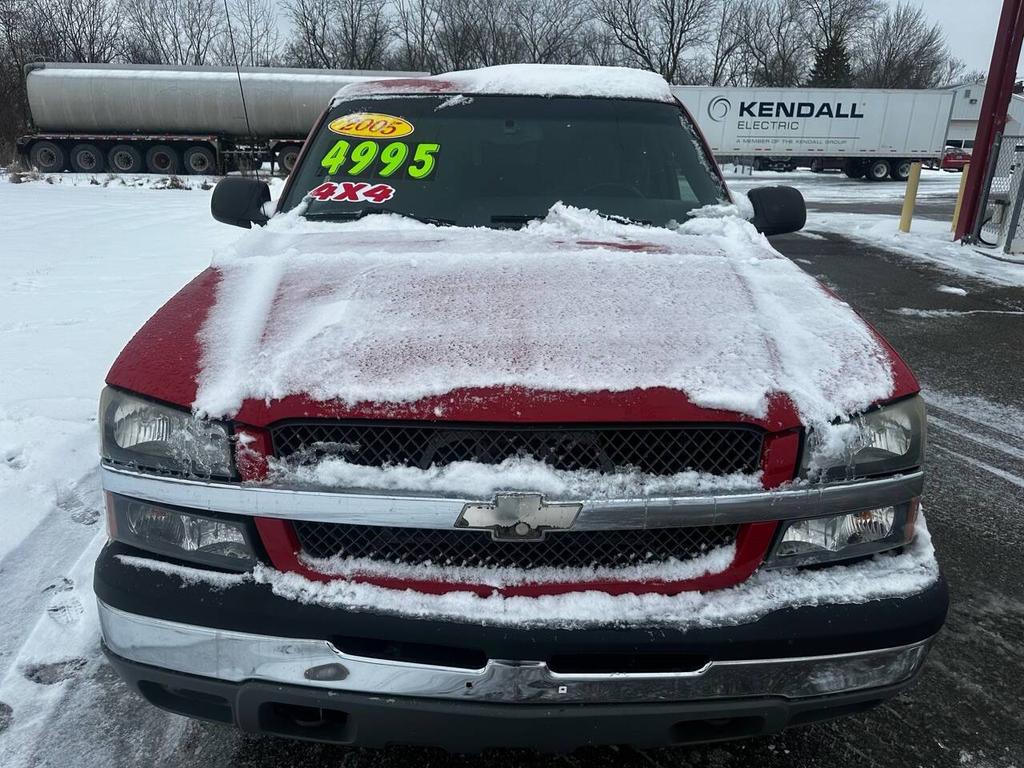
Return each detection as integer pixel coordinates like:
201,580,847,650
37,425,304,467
945,81,1024,149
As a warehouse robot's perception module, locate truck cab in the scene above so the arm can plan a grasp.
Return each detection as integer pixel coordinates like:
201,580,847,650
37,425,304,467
94,64,945,751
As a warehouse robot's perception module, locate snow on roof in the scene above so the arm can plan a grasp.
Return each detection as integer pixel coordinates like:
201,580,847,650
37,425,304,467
332,64,677,104
194,205,894,432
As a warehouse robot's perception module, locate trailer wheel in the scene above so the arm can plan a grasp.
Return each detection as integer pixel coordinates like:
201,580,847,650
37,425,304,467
29,141,65,173
866,159,891,181
891,159,912,182
108,144,143,173
70,143,104,173
146,144,179,174
277,145,301,175
183,145,216,175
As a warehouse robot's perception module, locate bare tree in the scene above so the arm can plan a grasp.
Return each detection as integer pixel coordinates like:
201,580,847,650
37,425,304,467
121,0,225,64
283,0,389,69
391,0,440,71
803,0,882,51
512,0,592,64
30,0,122,62
738,0,809,87
692,0,745,85
429,0,489,71
216,0,280,66
854,2,962,88
576,21,626,67
594,0,715,83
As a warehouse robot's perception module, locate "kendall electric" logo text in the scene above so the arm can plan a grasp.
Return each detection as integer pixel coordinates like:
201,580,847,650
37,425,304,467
739,101,865,119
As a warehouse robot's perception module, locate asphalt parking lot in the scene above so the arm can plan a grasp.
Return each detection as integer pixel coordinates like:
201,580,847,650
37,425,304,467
6,176,1023,768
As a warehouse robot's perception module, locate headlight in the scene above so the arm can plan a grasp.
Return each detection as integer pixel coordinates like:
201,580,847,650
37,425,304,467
801,396,926,481
100,388,234,479
107,493,255,571
765,501,918,568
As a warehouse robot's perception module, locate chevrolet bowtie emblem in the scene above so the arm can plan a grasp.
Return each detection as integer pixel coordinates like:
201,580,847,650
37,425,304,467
457,493,583,541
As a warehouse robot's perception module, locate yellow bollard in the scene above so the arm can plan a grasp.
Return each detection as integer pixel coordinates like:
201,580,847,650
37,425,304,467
899,161,923,233
951,162,971,233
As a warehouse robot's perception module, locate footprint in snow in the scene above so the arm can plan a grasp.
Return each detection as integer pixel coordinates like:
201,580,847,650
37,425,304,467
55,483,101,525
47,593,85,626
42,577,74,595
0,701,11,734
4,448,25,470
22,658,88,685
43,578,84,626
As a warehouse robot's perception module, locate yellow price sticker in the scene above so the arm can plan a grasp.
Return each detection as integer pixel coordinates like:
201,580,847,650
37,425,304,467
328,112,414,139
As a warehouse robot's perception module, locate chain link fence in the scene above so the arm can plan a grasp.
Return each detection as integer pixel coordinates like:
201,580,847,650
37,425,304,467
975,133,1024,251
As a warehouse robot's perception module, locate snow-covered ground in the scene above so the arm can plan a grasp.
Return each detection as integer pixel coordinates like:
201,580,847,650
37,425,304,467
0,176,242,765
724,168,1024,288
803,213,1024,288
724,167,965,204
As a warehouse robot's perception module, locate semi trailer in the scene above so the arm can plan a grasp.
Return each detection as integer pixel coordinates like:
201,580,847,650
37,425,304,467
673,86,956,181
16,62,425,176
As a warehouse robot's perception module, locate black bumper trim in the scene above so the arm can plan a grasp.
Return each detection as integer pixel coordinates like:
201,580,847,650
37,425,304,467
106,649,910,751
94,541,949,663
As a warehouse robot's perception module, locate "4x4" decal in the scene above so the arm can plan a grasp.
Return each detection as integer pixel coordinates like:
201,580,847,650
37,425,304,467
307,181,395,205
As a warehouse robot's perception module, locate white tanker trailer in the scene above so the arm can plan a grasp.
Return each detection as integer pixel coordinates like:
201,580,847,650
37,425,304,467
17,62,426,175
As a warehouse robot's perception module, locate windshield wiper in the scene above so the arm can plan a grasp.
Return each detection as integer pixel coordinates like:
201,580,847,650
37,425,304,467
305,209,454,226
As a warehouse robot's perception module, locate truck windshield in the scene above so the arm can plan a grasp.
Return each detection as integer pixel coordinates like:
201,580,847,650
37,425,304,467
281,95,727,228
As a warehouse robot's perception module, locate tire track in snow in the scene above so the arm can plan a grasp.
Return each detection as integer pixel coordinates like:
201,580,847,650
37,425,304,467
924,389,1024,491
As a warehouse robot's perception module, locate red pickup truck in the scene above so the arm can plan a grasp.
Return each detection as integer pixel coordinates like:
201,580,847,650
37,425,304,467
94,64,945,751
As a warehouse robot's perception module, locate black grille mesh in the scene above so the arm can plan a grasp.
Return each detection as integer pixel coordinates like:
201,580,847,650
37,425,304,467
271,422,763,477
294,521,739,570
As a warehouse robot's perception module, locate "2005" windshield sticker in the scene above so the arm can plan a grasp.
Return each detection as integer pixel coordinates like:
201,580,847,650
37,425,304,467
307,181,395,205
328,113,414,139
320,140,440,179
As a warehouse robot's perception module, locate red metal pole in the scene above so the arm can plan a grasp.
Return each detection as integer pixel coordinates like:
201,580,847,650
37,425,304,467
955,0,1024,241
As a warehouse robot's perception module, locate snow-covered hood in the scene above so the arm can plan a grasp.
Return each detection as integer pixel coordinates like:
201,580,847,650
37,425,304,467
107,205,916,430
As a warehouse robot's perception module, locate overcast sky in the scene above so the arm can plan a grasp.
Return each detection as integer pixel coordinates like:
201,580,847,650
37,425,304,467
924,0,1004,74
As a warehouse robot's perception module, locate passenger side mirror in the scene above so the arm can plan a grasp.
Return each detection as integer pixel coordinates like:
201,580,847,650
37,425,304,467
747,185,806,236
211,177,272,228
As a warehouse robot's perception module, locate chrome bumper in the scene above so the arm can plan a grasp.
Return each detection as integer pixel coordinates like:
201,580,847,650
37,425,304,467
100,464,924,529
98,601,932,705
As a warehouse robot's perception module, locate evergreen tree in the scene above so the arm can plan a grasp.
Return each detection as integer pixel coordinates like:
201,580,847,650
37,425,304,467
808,39,853,87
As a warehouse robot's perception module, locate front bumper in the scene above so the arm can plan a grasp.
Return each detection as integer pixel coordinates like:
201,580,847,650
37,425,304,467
98,600,933,705
105,648,930,750
95,543,947,749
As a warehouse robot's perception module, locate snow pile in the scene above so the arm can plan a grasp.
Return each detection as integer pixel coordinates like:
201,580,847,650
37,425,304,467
196,204,893,432
333,63,676,104
120,514,940,629
303,543,737,588
805,212,1024,288
271,454,762,499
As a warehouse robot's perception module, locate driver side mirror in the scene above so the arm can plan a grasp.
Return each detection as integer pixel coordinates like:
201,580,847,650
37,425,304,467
747,185,806,236
211,177,272,228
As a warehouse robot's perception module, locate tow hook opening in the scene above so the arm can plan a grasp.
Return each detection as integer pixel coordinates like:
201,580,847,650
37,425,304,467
258,702,353,742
